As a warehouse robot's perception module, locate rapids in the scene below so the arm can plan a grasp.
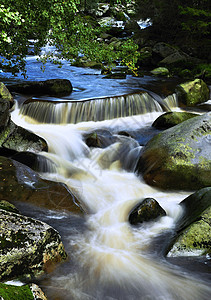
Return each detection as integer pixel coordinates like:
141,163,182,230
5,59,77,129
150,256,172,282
11,98,211,300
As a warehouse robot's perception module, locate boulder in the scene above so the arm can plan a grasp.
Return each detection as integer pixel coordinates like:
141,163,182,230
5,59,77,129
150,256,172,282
168,188,211,256
0,209,67,281
129,198,166,225
7,79,73,97
0,283,47,300
152,42,177,59
0,200,19,214
0,120,48,153
0,156,83,213
176,79,210,107
152,112,198,129
0,82,14,108
84,129,117,148
136,113,211,190
150,67,170,76
159,51,190,65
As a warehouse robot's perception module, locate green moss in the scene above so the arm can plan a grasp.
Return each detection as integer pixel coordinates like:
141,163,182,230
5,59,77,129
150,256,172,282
0,283,34,300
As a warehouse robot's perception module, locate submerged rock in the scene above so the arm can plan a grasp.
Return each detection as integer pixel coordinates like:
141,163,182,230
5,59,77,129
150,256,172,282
136,113,211,190
176,79,209,107
0,156,83,213
152,112,198,129
129,198,166,225
168,188,211,256
8,79,73,97
0,209,67,281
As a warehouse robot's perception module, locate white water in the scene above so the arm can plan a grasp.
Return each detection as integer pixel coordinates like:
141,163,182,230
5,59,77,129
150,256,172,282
11,100,211,300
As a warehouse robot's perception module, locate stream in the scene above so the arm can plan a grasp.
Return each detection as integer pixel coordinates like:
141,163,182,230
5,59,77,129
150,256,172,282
3,55,211,299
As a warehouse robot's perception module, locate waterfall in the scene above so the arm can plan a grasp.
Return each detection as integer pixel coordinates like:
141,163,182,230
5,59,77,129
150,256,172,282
19,92,164,124
12,94,211,300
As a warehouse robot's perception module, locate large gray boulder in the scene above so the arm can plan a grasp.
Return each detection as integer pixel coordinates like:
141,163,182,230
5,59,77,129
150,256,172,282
176,79,210,107
136,113,211,190
0,208,67,281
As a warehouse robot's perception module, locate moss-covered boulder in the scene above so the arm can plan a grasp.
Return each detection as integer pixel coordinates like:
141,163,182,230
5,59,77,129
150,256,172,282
0,209,67,281
152,112,198,129
136,113,211,190
0,283,47,300
0,156,83,213
168,188,211,256
0,200,19,214
8,79,73,97
176,79,210,107
150,67,170,77
0,82,14,108
129,198,166,225
0,120,48,153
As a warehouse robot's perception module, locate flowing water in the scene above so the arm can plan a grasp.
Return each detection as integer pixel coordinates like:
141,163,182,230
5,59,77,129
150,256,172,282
6,56,211,299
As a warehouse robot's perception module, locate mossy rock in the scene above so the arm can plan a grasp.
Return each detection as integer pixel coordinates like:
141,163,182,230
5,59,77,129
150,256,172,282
152,112,198,129
0,200,19,214
168,188,211,256
0,209,67,281
176,79,209,107
0,82,14,108
0,283,34,300
150,67,170,77
0,156,83,213
136,113,211,190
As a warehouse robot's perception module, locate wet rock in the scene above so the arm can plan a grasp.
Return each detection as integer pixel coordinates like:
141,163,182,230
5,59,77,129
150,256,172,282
150,67,170,77
152,42,177,59
30,283,48,300
176,79,210,107
129,198,166,225
84,129,116,148
152,112,198,129
0,120,48,153
8,79,73,97
136,113,211,190
103,72,126,79
0,209,67,281
0,156,83,213
0,200,19,214
168,188,211,256
0,82,14,108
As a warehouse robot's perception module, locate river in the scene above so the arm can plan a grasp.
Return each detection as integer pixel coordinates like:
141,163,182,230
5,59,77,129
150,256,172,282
3,55,211,299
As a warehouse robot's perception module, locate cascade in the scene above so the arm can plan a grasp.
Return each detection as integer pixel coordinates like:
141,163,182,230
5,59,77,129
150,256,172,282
19,92,164,124
11,90,210,300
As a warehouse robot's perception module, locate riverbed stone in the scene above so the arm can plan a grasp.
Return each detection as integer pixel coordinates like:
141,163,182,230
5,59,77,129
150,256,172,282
150,67,170,77
84,129,117,148
0,156,83,213
0,200,19,214
176,79,209,107
0,120,48,153
152,112,198,129
7,79,73,97
136,113,211,190
0,208,67,281
129,198,166,225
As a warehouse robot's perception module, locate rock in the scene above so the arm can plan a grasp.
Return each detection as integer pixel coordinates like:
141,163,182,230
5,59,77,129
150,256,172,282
135,113,211,190
124,20,140,35
168,188,211,256
152,112,198,129
0,156,83,213
90,3,110,17
84,129,116,148
176,79,210,107
7,79,73,97
0,282,34,299
159,51,190,65
0,82,14,108
0,209,67,281
103,73,126,79
0,120,48,153
152,42,177,59
150,67,170,76
0,200,19,214
30,284,48,300
129,198,166,225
